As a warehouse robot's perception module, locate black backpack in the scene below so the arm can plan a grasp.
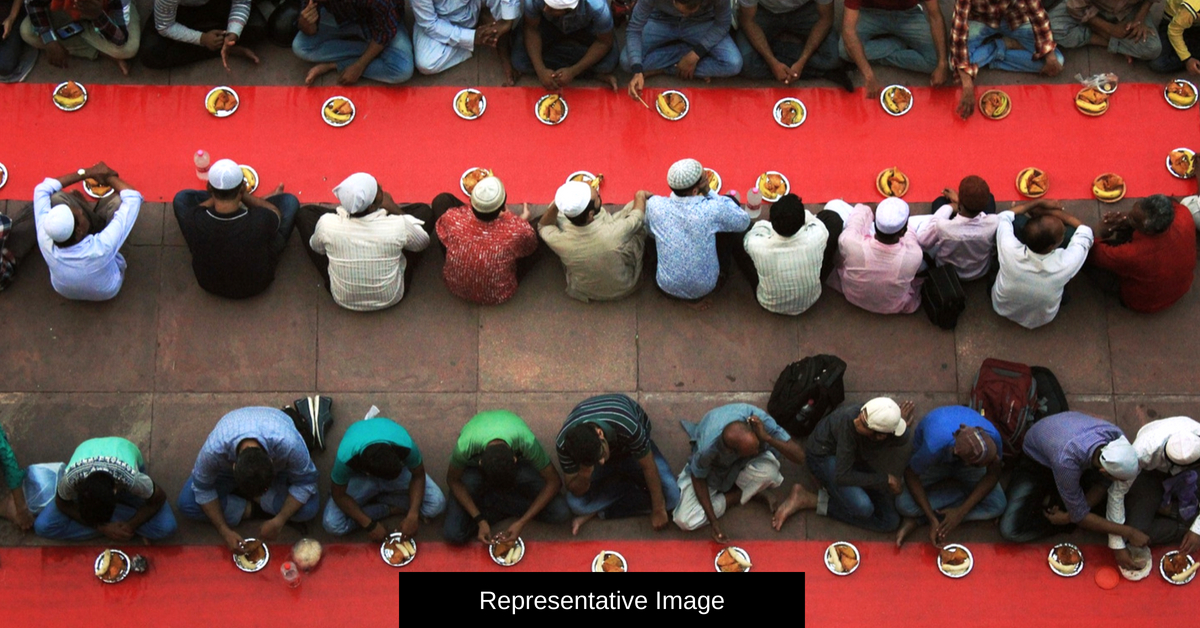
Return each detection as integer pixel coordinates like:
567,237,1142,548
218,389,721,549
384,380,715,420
1031,366,1069,420
921,262,966,330
767,355,847,440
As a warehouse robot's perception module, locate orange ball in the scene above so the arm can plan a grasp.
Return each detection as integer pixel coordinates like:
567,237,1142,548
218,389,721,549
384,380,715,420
1095,566,1120,590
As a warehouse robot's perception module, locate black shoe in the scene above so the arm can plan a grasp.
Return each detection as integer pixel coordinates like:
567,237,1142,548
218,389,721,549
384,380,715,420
291,395,335,452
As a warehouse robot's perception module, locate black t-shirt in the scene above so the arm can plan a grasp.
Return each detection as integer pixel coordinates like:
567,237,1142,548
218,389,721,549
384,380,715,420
176,198,280,299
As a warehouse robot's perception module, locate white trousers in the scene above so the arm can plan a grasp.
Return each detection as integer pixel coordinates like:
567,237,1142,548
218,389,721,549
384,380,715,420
672,451,783,531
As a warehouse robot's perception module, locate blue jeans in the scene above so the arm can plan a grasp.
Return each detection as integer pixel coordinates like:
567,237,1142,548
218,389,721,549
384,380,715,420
620,18,742,77
838,6,938,73
442,461,571,544
966,20,1065,73
1047,3,1161,60
322,469,448,535
292,13,415,84
0,3,27,77
172,191,298,258
1150,17,1200,73
737,3,839,78
807,453,900,533
565,443,681,518
511,20,619,75
895,463,1007,524
34,493,178,541
999,461,1107,542
178,473,320,525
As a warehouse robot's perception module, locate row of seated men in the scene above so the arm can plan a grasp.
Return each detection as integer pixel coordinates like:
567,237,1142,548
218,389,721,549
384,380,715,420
0,158,1196,330
1,0,1199,116
0,393,1195,574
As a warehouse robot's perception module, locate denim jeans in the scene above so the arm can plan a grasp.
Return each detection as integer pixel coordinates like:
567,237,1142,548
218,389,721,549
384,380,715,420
838,6,938,73
737,3,839,78
442,461,571,544
1150,17,1200,73
177,473,320,525
34,492,178,541
807,453,900,533
895,462,1007,524
322,469,448,535
999,460,1106,542
966,19,1065,73
620,17,742,77
1047,3,1161,60
292,13,415,84
511,19,620,75
0,2,27,76
565,443,681,519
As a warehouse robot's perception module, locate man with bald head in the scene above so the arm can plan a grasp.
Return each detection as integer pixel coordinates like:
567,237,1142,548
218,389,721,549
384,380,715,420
673,403,805,541
992,198,1093,329
912,175,999,281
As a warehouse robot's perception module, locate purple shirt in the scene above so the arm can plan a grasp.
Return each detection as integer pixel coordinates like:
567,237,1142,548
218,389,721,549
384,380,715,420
1023,411,1125,523
827,203,924,314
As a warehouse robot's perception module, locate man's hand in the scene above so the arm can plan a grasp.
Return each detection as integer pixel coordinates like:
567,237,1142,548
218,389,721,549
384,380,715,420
2,13,18,39
474,23,499,47
400,513,419,539
935,507,966,542
75,0,103,19
957,86,975,119
887,474,903,495
942,187,960,205
518,202,531,221
651,506,669,531
221,34,260,70
200,29,226,51
747,415,770,442
259,516,285,541
931,63,950,87
46,40,69,68
368,521,391,542
476,520,493,544
1123,21,1151,42
628,73,645,101
98,521,135,541
770,59,796,84
14,505,34,531
1043,505,1070,525
710,520,729,543
551,67,577,88
677,51,700,80
1041,53,1063,77
1188,58,1200,76
339,62,366,85
1181,530,1200,554
864,74,881,99
493,520,523,544
87,162,117,181
298,0,320,35
222,528,245,552
1128,528,1150,548
1114,547,1143,570
536,68,559,91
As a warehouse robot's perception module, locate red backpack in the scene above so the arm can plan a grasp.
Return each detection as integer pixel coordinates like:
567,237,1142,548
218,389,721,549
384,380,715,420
968,359,1038,459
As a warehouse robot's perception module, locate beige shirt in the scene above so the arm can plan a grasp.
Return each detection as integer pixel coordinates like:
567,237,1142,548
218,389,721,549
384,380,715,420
539,202,647,302
309,207,430,311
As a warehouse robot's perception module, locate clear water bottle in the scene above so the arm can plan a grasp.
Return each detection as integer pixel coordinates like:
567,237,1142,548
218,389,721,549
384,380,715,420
281,560,301,588
746,187,763,219
194,150,211,181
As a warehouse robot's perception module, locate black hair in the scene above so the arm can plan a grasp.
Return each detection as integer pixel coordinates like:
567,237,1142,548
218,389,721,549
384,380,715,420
1140,194,1175,235
565,200,598,227
563,424,603,467
77,472,118,527
472,208,503,222
361,443,404,481
770,194,805,237
209,183,243,202
480,443,517,490
1023,215,1061,254
234,447,274,498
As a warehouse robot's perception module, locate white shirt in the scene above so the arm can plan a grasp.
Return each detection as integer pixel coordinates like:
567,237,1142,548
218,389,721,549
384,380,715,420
915,206,999,281
33,178,141,301
743,212,828,315
1107,416,1200,549
991,211,1093,329
309,207,430,311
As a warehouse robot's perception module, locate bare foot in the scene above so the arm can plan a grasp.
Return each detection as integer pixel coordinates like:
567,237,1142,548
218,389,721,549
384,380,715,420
305,63,337,86
116,58,130,76
772,484,817,531
270,183,286,196
895,518,919,547
1002,37,1022,50
571,513,596,535
597,73,619,92
242,501,253,520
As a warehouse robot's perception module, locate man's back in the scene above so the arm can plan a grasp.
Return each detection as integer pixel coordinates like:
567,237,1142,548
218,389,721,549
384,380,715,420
539,204,646,302
1089,203,1195,313
992,211,1093,328
744,214,828,315
437,206,538,305
34,180,142,301
830,203,923,314
311,208,427,311
174,195,279,299
646,192,749,299
916,207,999,281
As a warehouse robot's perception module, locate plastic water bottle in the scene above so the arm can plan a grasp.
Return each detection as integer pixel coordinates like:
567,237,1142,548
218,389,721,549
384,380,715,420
194,150,211,181
746,187,763,219
281,560,301,588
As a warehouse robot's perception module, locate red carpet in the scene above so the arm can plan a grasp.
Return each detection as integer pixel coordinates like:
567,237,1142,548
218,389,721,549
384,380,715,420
2,83,1195,204
0,540,1190,624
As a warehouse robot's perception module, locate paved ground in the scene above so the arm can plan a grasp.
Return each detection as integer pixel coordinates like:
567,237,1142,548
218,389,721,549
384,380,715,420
3,6,1198,553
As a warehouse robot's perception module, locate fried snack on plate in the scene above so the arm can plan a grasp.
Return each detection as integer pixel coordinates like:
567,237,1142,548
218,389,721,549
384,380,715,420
455,89,484,118
1092,173,1124,202
54,81,87,109
1075,88,1109,115
461,168,492,195
1169,149,1195,178
876,168,908,197
537,94,566,124
656,91,688,119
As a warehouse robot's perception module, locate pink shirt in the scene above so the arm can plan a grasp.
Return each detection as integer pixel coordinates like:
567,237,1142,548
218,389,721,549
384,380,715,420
827,203,924,314
915,206,999,281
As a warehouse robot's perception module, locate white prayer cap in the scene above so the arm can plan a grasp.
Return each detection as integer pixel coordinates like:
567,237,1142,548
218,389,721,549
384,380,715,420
862,397,905,437
43,204,75,243
874,197,910,235
1100,436,1140,481
667,158,703,190
554,181,592,218
333,173,379,216
471,176,506,214
208,159,245,191
1166,432,1200,466
544,0,579,8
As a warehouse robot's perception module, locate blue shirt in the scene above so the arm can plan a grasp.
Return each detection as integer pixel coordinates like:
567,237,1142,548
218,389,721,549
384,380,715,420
190,407,319,506
412,0,522,51
646,192,750,299
684,403,789,492
908,406,1002,475
1023,411,1125,523
523,0,613,35
625,0,732,69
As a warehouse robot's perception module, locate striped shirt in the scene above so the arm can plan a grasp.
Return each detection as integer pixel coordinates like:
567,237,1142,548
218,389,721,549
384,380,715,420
436,205,538,305
190,407,318,506
1023,412,1124,523
951,0,1055,76
0,214,14,292
153,0,251,44
309,207,430,312
555,394,653,474
743,212,828,316
1165,0,1200,61
28,0,130,45
645,192,750,300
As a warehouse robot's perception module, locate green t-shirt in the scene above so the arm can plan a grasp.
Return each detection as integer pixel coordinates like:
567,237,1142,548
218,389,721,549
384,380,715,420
331,418,423,485
449,410,551,470
58,437,154,501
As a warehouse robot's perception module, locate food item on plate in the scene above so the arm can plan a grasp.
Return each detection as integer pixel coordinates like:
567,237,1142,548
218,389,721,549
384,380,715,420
757,173,787,199
85,177,112,197
384,537,415,565
538,94,566,123
656,92,687,119
705,169,721,192
54,81,86,109
240,166,257,192
235,539,267,570
207,89,237,113
883,86,911,113
1167,81,1196,107
461,168,492,195
456,90,484,117
825,543,858,573
877,168,908,197
1017,168,1048,197
777,99,804,125
1049,545,1082,574
492,539,523,565
1076,88,1109,114
324,98,354,123
980,91,1010,118
1163,553,1199,582
598,553,625,572
1170,150,1195,178
1092,174,1124,201
940,547,971,575
717,547,751,572
96,549,126,580
569,172,603,189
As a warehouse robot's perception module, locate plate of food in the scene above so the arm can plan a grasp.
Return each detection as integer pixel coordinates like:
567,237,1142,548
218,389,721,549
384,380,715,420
756,171,789,202
1168,148,1195,179
715,546,751,572
1092,173,1125,203
322,96,355,127
53,81,87,112
938,544,973,578
490,537,525,567
706,168,721,194
94,549,130,584
83,177,114,199
460,167,493,197
1075,87,1109,116
240,165,259,193
979,89,1011,120
454,88,485,120
774,97,806,128
1016,167,1048,198
881,85,912,116
380,533,416,567
825,542,859,576
592,551,627,572
233,538,269,573
1,162,9,190
205,86,239,117
877,167,909,198
656,90,688,121
536,94,568,125
566,171,602,189
1161,551,1199,585
1165,79,1197,110
1048,543,1083,577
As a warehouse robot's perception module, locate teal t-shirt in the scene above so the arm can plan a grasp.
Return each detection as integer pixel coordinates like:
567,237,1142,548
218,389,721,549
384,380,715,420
331,418,423,485
58,437,154,501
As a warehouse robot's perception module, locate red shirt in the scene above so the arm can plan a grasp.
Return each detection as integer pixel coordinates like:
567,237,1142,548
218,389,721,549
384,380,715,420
1089,203,1196,313
435,205,538,305
845,0,920,10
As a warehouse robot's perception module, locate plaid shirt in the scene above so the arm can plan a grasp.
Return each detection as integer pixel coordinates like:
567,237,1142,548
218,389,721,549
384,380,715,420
324,0,403,45
27,0,130,45
0,215,13,292
951,0,1055,76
